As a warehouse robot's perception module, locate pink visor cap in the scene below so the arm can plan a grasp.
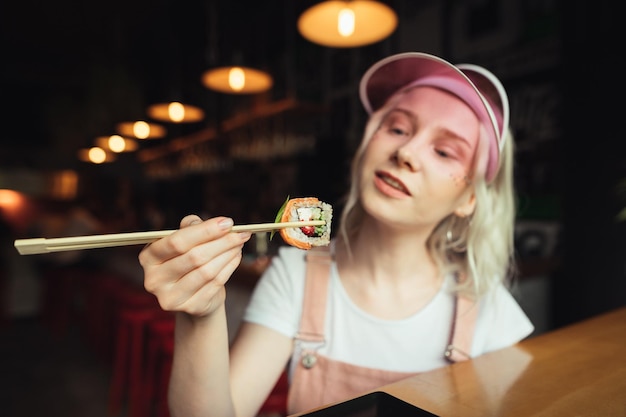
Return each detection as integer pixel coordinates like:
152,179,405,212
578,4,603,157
359,52,509,183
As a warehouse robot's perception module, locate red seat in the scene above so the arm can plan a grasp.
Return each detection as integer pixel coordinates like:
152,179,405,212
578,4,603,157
104,278,170,417
82,272,128,359
155,337,174,417
40,266,85,338
94,274,288,417
142,317,176,417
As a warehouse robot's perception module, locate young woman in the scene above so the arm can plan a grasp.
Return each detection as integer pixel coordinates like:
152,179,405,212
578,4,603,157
139,52,534,417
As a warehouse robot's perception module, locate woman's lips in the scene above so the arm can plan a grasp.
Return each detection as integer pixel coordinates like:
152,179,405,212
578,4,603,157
374,171,411,196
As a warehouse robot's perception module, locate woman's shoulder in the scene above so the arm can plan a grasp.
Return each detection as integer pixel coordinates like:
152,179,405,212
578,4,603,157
272,243,333,269
272,245,308,270
243,245,310,337
254,245,309,294
476,281,527,318
255,244,332,303
473,282,535,352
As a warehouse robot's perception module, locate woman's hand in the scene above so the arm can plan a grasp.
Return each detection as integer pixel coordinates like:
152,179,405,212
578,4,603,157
139,215,252,317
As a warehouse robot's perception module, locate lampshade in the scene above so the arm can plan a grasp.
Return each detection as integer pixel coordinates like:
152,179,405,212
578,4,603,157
298,1,398,48
95,135,139,153
201,66,273,94
116,121,167,139
147,102,205,123
78,147,116,164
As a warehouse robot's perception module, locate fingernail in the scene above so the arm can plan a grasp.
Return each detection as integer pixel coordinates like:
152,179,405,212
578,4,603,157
239,232,252,241
218,218,234,230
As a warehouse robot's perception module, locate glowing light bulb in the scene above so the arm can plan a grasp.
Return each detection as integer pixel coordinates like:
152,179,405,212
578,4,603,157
228,67,245,91
133,121,150,139
338,7,355,37
0,189,21,209
168,102,185,122
88,147,106,164
107,135,126,153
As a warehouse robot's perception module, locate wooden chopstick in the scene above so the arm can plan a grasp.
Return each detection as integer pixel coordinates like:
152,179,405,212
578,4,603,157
14,220,325,255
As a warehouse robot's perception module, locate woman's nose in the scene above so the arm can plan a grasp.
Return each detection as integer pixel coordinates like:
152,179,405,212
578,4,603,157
393,146,419,171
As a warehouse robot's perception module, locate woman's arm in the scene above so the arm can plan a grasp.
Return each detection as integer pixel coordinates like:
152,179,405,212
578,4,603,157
140,215,251,417
167,313,293,417
169,307,234,417
230,322,294,417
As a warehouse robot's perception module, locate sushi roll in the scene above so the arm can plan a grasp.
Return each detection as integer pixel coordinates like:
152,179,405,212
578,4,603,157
279,197,332,250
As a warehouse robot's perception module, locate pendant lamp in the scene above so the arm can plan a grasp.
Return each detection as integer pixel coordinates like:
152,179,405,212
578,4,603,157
95,135,139,153
116,121,167,139
298,1,398,48
78,146,116,164
200,0,273,95
201,66,273,94
147,101,205,123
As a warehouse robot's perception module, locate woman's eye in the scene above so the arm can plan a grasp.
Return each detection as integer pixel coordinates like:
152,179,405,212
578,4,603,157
389,126,407,136
435,149,449,158
379,111,414,137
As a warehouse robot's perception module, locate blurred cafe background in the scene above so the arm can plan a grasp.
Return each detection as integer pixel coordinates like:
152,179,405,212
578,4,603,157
0,0,623,416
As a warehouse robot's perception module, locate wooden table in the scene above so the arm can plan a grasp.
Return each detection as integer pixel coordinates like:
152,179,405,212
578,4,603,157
296,306,626,416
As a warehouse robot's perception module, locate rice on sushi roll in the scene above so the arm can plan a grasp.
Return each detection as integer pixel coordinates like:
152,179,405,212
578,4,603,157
279,197,332,250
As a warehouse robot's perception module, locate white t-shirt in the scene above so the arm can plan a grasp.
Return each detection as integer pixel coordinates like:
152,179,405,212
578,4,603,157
243,245,534,373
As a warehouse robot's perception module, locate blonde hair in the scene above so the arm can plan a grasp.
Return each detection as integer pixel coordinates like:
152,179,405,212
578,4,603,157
338,109,385,246
339,98,517,298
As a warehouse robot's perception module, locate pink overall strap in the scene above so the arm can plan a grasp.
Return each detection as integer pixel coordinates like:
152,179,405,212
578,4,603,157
287,246,332,413
445,286,478,362
296,246,332,347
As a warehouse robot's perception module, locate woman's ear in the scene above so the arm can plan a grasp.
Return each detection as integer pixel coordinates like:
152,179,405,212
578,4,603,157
454,193,476,218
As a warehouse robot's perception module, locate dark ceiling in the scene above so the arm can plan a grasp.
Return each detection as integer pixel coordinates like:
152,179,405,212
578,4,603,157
1,0,381,171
